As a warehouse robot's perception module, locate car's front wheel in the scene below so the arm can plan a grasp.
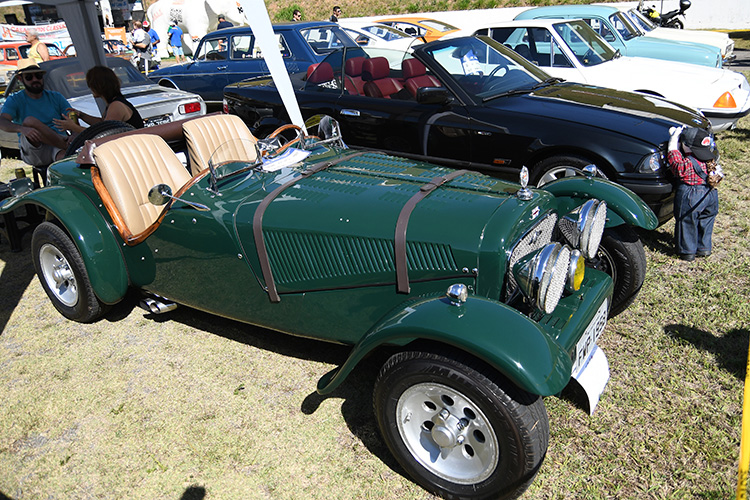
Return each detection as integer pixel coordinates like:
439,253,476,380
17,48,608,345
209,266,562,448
32,222,105,323
374,350,548,500
591,225,647,317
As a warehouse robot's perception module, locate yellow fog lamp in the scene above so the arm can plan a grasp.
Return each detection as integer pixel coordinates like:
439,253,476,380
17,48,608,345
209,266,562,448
567,249,585,292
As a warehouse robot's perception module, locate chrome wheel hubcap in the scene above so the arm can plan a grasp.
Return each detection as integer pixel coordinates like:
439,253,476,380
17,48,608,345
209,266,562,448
39,243,78,307
397,382,499,484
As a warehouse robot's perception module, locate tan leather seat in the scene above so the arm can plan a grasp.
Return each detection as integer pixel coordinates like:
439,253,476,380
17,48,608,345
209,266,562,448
183,114,258,176
92,134,192,242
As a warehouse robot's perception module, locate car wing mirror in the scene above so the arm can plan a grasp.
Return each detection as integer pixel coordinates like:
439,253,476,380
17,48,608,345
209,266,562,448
416,87,453,105
148,183,209,211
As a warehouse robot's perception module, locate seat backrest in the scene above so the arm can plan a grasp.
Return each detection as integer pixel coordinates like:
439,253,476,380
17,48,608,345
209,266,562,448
306,61,334,84
183,114,258,176
344,56,366,95
362,57,403,98
93,134,192,238
514,43,532,60
402,58,441,97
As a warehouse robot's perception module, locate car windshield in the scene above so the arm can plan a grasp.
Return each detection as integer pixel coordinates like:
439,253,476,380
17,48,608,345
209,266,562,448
361,24,411,41
420,19,458,32
300,25,358,55
608,11,642,40
42,59,151,99
627,9,657,32
421,36,549,101
19,43,63,58
554,20,618,67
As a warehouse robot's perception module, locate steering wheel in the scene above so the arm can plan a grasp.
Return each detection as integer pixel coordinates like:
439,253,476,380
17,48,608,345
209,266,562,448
267,123,302,141
582,49,600,66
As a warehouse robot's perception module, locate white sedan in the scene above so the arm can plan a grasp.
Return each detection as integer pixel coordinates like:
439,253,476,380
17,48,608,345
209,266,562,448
456,19,749,132
621,8,735,63
338,20,422,51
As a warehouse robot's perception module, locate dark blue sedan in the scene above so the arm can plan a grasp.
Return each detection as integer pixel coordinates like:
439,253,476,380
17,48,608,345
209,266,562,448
149,21,358,109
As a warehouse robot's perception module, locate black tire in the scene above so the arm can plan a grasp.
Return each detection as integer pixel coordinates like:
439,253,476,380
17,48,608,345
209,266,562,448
31,222,105,323
666,19,684,29
65,120,136,156
530,154,607,187
590,225,647,317
374,350,549,500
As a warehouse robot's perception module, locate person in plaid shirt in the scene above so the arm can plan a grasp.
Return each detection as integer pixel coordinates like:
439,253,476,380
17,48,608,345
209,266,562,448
667,126,721,261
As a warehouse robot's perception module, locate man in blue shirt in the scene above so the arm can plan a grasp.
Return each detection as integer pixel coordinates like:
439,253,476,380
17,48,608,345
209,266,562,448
144,20,161,66
0,60,70,167
167,21,185,64
216,15,233,30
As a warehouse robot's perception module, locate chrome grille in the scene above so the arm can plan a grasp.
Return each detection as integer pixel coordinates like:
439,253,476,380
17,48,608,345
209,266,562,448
505,213,558,298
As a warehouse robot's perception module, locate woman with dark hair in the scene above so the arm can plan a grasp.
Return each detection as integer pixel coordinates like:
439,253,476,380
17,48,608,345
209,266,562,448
54,65,144,134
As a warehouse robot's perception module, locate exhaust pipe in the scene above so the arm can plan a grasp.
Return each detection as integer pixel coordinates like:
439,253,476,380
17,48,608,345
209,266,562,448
139,297,178,314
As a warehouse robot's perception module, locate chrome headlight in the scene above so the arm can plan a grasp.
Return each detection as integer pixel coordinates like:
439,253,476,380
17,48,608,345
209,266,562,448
558,199,607,259
637,151,662,173
513,243,571,315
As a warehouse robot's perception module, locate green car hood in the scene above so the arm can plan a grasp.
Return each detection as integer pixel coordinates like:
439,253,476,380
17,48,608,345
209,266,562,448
234,151,547,296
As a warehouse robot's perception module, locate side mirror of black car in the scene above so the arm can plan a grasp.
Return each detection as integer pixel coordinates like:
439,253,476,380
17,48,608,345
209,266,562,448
416,87,453,106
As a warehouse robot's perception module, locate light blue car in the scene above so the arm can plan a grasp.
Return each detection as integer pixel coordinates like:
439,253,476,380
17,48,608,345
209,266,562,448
514,5,723,68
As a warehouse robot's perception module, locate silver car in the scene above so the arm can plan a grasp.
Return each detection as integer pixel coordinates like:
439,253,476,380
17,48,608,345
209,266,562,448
0,57,206,150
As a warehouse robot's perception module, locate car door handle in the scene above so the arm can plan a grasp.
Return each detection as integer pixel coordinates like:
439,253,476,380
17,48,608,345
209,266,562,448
341,109,361,117
216,65,228,71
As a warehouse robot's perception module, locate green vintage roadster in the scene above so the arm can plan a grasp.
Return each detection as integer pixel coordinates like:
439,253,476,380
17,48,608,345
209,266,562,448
0,114,657,499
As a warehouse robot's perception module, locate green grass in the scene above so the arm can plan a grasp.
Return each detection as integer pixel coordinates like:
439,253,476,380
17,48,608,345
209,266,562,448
0,78,748,499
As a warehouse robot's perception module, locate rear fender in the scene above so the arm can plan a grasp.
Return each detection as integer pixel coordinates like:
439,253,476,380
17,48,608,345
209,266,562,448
543,176,658,230
317,295,572,397
0,187,129,304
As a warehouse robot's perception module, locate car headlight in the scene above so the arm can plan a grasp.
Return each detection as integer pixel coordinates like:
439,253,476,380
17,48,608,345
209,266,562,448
637,151,662,173
557,199,607,259
513,242,571,315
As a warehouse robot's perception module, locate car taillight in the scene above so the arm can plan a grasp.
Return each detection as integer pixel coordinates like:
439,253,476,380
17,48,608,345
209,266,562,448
179,102,202,114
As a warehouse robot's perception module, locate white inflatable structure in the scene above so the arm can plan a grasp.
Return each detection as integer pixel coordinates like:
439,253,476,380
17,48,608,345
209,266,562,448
147,0,248,58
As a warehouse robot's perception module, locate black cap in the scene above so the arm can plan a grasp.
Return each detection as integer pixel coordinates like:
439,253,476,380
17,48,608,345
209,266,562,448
681,127,717,162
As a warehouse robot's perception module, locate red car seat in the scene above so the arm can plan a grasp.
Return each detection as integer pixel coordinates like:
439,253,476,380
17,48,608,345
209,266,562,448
344,56,366,95
306,62,334,84
362,57,403,98
402,58,441,98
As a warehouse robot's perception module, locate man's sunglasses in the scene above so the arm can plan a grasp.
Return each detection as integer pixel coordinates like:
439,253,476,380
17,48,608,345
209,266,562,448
23,73,44,82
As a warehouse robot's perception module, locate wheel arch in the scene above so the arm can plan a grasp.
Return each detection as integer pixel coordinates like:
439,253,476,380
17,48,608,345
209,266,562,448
156,78,179,89
2,187,129,304
316,295,573,397
544,176,659,230
525,146,618,180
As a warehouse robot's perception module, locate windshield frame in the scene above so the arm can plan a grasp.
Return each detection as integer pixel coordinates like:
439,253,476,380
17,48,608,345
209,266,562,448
608,11,642,40
553,19,619,67
418,35,550,103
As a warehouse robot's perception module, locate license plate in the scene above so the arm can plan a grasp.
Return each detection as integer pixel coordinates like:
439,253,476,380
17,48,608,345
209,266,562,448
572,299,608,377
145,115,172,127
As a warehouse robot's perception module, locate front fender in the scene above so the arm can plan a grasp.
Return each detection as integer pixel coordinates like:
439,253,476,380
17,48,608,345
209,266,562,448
0,186,129,304
317,295,572,397
543,176,658,230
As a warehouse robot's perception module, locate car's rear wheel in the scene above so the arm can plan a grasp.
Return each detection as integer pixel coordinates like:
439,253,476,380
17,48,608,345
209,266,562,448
32,222,105,323
65,120,136,156
374,350,548,500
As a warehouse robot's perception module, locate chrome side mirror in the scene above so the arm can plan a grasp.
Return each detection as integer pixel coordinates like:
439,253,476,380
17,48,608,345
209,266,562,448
148,184,209,211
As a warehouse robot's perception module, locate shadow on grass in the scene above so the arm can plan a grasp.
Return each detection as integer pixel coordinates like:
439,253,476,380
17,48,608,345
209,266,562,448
638,226,675,256
665,324,748,380
0,232,36,335
180,485,206,500
135,300,406,480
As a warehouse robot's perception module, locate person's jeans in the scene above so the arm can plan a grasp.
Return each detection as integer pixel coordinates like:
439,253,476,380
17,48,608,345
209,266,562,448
674,183,719,256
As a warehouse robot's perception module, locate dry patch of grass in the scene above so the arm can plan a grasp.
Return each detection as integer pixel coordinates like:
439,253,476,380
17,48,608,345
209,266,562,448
1,89,748,498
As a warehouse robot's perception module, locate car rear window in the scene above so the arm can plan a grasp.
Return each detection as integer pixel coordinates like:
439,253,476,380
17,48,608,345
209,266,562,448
300,26,357,55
